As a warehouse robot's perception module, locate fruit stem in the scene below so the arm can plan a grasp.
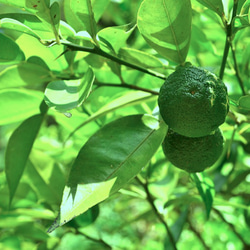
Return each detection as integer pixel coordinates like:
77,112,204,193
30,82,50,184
61,41,166,80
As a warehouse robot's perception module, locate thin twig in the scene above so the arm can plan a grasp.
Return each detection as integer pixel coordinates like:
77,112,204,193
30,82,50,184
187,217,210,250
75,228,112,249
219,0,239,79
136,177,178,250
94,82,160,95
230,43,246,95
213,208,250,248
61,41,166,80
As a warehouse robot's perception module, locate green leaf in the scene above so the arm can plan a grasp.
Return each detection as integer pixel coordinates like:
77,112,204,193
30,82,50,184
0,13,55,39
196,0,225,18
137,0,192,64
48,114,167,232
0,18,41,40
66,91,157,141
44,67,95,113
239,95,250,110
25,153,65,205
233,16,250,34
91,0,109,21
191,172,215,218
118,47,166,74
0,89,43,125
0,33,25,64
64,0,97,41
0,62,53,89
5,112,47,206
97,24,135,54
25,0,61,42
0,0,25,8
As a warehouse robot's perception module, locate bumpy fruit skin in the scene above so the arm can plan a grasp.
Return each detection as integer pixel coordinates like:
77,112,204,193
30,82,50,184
162,128,224,173
158,65,229,137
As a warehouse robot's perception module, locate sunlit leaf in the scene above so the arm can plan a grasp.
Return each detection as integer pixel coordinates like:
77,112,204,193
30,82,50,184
0,13,54,39
64,0,97,42
0,89,43,125
137,0,192,64
97,24,135,54
5,111,47,206
191,172,215,218
48,114,167,232
0,33,25,64
25,0,61,42
44,67,95,113
91,0,109,21
0,18,41,39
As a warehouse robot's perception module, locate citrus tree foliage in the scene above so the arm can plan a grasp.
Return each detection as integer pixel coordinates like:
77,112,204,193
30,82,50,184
0,0,250,249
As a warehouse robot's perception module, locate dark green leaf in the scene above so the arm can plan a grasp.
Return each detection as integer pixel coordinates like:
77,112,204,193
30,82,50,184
137,0,192,64
0,62,53,89
0,33,25,64
44,67,95,113
239,95,250,110
191,172,215,218
118,47,166,74
165,208,188,249
5,112,47,206
196,0,225,18
48,114,167,232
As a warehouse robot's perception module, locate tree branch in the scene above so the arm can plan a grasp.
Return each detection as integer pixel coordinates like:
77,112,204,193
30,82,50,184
94,82,159,96
219,0,239,80
213,208,250,249
61,41,166,80
136,177,177,250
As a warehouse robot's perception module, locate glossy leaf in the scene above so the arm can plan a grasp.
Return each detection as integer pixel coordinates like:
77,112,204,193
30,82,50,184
0,62,53,89
0,13,54,39
5,112,47,206
66,91,157,141
196,0,225,17
0,18,41,40
137,0,192,64
64,0,97,41
0,89,43,125
239,95,250,110
44,67,95,113
98,25,135,54
0,33,25,64
25,0,61,41
48,114,167,232
118,47,166,74
191,172,215,218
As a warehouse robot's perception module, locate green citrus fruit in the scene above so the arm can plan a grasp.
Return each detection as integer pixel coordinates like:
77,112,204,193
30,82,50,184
162,128,224,173
158,65,229,137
